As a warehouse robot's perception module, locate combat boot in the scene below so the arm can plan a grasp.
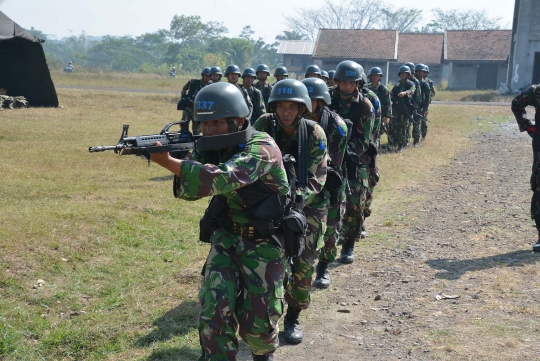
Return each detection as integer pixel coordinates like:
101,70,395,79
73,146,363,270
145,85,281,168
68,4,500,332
314,261,330,289
284,306,303,344
361,225,367,239
252,353,274,361
534,219,540,253
413,140,419,147
339,239,355,264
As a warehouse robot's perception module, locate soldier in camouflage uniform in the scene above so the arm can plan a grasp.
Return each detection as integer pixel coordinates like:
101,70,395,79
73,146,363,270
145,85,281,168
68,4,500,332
273,66,289,84
253,79,328,344
328,60,375,263
511,85,540,252
367,67,392,147
225,64,254,124
327,70,336,88
301,77,348,289
178,67,211,135
255,64,273,109
305,65,322,79
425,65,436,99
209,66,223,83
321,70,330,85
242,67,267,123
390,66,415,152
404,62,422,147
415,64,432,141
151,82,289,361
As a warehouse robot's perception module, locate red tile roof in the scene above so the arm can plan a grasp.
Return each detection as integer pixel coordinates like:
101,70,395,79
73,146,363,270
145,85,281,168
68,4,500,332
445,30,512,61
313,29,398,60
397,33,444,64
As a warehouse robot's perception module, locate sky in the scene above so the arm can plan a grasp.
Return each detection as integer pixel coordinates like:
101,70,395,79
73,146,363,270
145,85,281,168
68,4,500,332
1,0,515,42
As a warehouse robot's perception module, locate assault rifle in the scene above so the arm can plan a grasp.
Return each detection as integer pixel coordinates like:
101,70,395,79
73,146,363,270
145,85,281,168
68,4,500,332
88,121,199,161
393,96,417,126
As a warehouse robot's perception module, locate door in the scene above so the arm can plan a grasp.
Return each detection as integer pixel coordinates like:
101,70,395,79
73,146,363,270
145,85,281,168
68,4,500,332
532,52,540,85
476,63,499,89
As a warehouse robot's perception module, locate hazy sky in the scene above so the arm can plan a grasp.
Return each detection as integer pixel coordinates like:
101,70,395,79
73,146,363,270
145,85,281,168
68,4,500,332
1,0,515,42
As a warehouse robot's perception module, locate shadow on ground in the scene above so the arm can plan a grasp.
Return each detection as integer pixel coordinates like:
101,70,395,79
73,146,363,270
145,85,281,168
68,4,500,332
426,249,539,280
146,346,201,361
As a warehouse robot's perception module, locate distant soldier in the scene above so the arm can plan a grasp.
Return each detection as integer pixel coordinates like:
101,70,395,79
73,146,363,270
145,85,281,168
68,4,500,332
241,67,267,123
177,67,211,135
253,79,328,345
305,64,322,79
225,64,254,123
404,62,422,147
273,66,289,83
367,67,392,147
209,66,223,83
327,70,336,88
511,85,540,252
415,64,432,141
302,77,348,289
321,70,330,85
389,65,415,152
255,64,273,109
328,60,375,263
151,82,290,360
425,65,436,99
170,66,176,78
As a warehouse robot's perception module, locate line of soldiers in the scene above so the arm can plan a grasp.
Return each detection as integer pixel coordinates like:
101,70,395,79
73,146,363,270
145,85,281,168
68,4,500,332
162,60,434,360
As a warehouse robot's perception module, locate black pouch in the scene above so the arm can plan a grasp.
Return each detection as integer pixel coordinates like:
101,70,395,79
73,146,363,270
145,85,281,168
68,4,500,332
324,167,343,204
177,97,192,111
281,208,307,257
199,196,229,243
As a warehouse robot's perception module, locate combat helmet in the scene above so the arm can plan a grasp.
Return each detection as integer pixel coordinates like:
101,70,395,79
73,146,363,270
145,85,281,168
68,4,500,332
255,64,270,76
201,67,211,76
334,60,364,82
224,65,241,76
425,65,430,74
398,65,411,76
241,67,256,78
274,66,289,77
404,62,416,74
327,70,336,80
210,66,222,76
193,82,249,122
367,67,383,78
302,78,331,105
305,64,322,77
268,79,312,112
415,63,427,72
321,70,329,80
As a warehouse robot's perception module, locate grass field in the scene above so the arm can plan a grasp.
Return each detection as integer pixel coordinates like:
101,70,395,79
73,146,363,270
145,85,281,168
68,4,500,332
0,87,513,360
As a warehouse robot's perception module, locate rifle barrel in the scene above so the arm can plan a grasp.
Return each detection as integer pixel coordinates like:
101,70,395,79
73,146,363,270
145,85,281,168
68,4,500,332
88,145,120,153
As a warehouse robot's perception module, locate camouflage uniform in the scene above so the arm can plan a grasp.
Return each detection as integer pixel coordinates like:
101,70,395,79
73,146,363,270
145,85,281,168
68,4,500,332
305,106,348,263
255,82,273,110
512,85,540,221
173,132,290,360
408,75,422,145
418,78,431,139
329,87,375,245
368,82,392,144
390,79,415,150
244,86,267,124
179,78,206,135
253,114,328,310
361,87,381,220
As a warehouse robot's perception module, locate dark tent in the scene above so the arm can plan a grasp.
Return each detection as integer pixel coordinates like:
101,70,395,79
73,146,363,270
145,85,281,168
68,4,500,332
0,11,58,107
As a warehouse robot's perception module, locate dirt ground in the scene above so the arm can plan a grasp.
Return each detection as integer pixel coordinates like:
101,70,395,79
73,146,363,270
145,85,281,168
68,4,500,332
244,119,540,361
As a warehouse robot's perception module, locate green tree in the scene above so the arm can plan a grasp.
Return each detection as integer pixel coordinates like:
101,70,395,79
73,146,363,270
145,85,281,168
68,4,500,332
378,8,423,32
424,8,503,32
275,30,305,41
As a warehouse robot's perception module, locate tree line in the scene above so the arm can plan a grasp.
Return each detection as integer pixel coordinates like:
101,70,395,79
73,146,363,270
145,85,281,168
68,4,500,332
28,3,506,75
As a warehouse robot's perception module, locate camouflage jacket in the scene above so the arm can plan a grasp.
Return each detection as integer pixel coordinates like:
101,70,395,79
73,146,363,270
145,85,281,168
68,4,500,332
305,106,348,173
180,78,205,115
329,87,375,165
253,114,328,206
173,132,289,225
391,80,415,103
243,85,267,124
425,77,436,99
368,82,392,119
410,76,422,107
255,82,273,110
418,79,431,113
362,87,382,141
231,83,254,124
511,84,540,132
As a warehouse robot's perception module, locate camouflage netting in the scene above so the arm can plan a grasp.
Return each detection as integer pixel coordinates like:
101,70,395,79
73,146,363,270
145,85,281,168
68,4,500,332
0,95,28,110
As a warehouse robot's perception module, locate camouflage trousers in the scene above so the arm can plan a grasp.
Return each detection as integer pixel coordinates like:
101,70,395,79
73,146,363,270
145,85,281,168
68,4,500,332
198,230,286,360
285,203,328,310
182,110,201,135
364,166,380,219
530,135,540,220
341,165,370,242
421,115,428,138
319,184,346,263
408,113,421,143
389,113,409,148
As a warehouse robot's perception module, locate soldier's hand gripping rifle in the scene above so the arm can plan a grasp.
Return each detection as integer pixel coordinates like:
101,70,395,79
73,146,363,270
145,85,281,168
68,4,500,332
393,96,417,126
88,121,199,161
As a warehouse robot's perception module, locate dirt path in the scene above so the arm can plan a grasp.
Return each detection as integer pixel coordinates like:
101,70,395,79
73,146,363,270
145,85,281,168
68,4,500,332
265,120,540,361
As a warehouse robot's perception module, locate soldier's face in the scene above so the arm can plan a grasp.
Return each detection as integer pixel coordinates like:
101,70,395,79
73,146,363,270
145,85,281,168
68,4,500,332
257,71,267,81
243,75,255,87
200,118,232,136
306,73,320,78
416,70,425,79
276,75,288,81
227,74,239,84
211,74,221,82
399,73,409,81
338,80,357,94
275,101,300,127
370,74,381,83
202,74,211,83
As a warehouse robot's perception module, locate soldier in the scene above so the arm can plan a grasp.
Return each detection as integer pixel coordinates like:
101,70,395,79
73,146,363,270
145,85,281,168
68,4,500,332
253,79,328,344
321,70,330,85
255,64,273,109
209,66,223,83
177,67,211,135
225,64,254,123
242,67,267,123
404,62,422,147
425,65,436,99
274,66,289,83
389,66,415,152
150,82,290,360
327,70,336,88
414,64,432,141
302,77,348,289
511,85,540,252
305,64,322,79
328,60,375,263
367,67,392,147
